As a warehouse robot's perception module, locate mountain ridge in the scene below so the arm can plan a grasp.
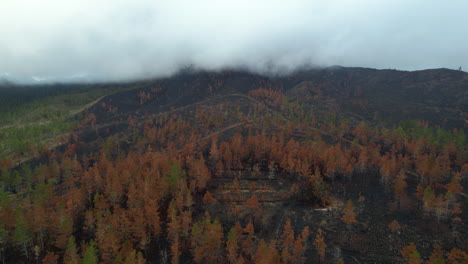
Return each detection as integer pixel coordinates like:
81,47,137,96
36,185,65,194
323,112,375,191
81,66,467,130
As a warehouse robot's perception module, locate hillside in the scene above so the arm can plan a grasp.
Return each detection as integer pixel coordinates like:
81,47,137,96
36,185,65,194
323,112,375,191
0,67,467,264
83,67,468,130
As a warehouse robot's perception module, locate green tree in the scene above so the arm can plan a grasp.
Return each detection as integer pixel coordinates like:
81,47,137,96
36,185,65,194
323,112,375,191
81,240,98,264
13,210,31,257
64,236,79,264
123,250,145,264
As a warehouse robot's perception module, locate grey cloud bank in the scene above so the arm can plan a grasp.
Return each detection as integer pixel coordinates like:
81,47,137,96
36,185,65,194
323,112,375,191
1,0,467,83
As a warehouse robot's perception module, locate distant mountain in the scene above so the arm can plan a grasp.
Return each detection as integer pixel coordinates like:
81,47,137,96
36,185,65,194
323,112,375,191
0,72,92,85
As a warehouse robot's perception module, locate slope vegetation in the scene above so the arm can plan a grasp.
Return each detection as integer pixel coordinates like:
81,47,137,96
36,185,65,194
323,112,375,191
0,67,466,263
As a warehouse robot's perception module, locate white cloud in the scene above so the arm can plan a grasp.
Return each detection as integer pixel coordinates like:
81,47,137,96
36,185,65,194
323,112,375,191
1,0,467,82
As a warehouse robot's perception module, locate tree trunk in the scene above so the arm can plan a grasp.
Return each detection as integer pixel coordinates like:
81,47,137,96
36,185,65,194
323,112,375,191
347,225,351,243
22,241,29,258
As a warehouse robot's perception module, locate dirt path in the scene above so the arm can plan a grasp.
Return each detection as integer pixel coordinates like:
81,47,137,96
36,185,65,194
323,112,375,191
201,122,244,140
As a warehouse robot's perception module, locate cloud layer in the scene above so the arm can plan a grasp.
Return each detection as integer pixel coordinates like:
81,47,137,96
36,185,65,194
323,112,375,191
1,0,467,82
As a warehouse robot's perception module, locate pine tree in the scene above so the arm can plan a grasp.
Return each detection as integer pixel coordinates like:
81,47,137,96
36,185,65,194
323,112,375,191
64,236,80,264
408,250,422,264
124,250,146,264
446,248,468,264
292,226,309,264
42,252,59,264
393,170,407,209
341,200,357,242
246,195,262,220
401,243,418,263
81,240,99,264
427,244,445,264
446,173,463,196
226,227,240,264
13,210,31,257
191,217,224,263
279,219,294,263
253,239,280,264
423,187,435,216
209,136,219,162
314,228,326,263
170,235,180,264
388,220,401,233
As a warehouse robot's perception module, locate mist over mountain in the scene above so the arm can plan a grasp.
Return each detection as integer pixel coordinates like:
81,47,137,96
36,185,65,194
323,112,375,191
1,1,468,263
2,0,468,83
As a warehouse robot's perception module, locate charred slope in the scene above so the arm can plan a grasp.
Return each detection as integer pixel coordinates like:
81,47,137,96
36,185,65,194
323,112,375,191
286,67,467,128
1,67,467,264
85,67,467,130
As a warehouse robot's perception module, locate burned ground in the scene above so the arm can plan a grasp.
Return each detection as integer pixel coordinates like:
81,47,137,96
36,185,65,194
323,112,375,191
1,67,467,263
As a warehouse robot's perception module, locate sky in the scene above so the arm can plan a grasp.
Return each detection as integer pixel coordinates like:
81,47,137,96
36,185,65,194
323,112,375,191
1,0,467,83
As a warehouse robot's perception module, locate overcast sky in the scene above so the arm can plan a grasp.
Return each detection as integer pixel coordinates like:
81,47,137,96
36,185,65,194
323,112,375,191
1,0,467,83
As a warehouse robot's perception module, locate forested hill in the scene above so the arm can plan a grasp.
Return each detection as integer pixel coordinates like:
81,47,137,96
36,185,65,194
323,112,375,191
0,67,467,263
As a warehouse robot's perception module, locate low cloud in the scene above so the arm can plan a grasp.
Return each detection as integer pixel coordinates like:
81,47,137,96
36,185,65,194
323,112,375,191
1,0,467,83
